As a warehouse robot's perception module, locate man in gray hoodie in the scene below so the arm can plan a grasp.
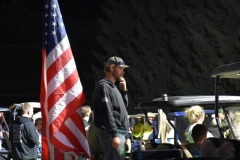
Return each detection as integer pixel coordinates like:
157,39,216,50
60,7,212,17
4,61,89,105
10,102,39,160
93,56,129,160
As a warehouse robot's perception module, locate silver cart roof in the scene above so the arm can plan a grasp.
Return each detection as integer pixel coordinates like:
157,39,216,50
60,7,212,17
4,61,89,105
211,61,240,79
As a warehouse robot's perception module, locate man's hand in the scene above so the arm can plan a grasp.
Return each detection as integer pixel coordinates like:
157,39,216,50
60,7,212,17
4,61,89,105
118,77,127,91
112,136,121,149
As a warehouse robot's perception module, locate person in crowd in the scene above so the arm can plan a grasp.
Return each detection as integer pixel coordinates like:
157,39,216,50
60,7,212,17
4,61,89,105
9,102,39,160
88,121,132,160
88,118,104,160
147,113,159,142
132,114,154,141
81,105,92,130
35,118,42,140
185,124,207,157
225,110,240,139
35,118,42,155
93,56,129,160
208,108,228,138
184,105,205,143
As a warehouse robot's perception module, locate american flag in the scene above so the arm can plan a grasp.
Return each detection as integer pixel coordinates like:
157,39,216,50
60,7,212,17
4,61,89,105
40,0,91,159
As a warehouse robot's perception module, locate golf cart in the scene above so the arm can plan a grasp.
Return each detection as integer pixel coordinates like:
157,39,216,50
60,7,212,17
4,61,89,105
205,61,240,160
131,94,240,160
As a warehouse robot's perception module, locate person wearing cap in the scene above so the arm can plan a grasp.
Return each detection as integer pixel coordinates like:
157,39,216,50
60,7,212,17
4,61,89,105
208,108,228,138
93,56,129,160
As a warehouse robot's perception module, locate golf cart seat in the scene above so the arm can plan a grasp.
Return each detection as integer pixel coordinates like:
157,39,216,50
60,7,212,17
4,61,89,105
219,139,240,160
201,138,224,157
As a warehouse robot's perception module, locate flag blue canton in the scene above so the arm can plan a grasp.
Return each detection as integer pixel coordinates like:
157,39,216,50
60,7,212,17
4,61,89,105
43,0,66,55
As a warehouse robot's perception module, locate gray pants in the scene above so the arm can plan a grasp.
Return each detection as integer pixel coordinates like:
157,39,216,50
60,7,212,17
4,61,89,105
99,130,126,160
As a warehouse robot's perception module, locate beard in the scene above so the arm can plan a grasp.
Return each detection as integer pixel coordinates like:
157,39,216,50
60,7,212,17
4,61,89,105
112,70,123,81
115,76,121,82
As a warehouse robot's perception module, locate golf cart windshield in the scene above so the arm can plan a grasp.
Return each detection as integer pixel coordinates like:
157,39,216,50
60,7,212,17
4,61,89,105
225,106,240,140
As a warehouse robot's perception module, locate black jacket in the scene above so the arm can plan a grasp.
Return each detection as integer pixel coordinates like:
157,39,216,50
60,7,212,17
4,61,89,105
93,78,129,137
9,116,39,160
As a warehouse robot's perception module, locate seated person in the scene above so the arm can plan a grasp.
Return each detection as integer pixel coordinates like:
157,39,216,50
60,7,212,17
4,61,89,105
132,114,153,141
185,124,207,157
229,110,240,140
208,108,228,138
184,105,205,143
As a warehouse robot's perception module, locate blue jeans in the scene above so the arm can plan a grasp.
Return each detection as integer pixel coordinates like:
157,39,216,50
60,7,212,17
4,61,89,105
99,129,126,160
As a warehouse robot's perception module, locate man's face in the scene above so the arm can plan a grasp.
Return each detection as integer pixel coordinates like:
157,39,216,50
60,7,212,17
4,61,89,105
37,120,42,129
218,112,225,120
29,107,34,118
112,65,125,81
148,117,154,123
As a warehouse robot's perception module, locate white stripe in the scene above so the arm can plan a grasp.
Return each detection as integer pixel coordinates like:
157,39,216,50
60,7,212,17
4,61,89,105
65,109,90,155
46,35,70,69
47,57,77,97
54,131,75,148
48,79,83,122
53,117,90,155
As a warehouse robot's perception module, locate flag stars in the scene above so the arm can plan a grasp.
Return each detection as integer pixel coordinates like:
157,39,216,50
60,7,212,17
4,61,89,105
52,4,57,9
45,14,48,18
60,22,64,27
52,22,57,27
45,23,48,27
45,32,48,36
45,4,49,9
52,13,57,18
52,31,56,35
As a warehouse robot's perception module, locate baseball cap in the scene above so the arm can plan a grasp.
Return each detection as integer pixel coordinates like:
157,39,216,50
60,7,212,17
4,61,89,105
218,108,224,114
105,56,129,68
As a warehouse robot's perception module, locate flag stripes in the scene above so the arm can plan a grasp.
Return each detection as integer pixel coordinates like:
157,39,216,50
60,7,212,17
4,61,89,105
41,0,91,159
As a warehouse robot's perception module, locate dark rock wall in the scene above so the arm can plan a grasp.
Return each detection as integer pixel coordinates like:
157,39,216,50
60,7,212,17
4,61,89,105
0,0,240,116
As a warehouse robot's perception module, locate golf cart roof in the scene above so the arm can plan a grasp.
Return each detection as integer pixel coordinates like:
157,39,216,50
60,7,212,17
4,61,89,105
136,95,240,111
0,107,11,112
211,61,240,79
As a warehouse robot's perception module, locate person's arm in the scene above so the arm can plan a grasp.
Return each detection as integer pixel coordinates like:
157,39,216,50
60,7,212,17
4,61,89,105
98,84,119,138
101,84,126,149
117,77,128,107
125,138,131,153
28,122,40,145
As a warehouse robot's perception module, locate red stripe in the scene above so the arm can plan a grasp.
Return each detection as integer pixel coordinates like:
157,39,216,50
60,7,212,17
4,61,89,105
71,110,86,137
54,147,65,160
47,48,72,84
58,112,87,151
49,92,85,137
47,69,79,112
